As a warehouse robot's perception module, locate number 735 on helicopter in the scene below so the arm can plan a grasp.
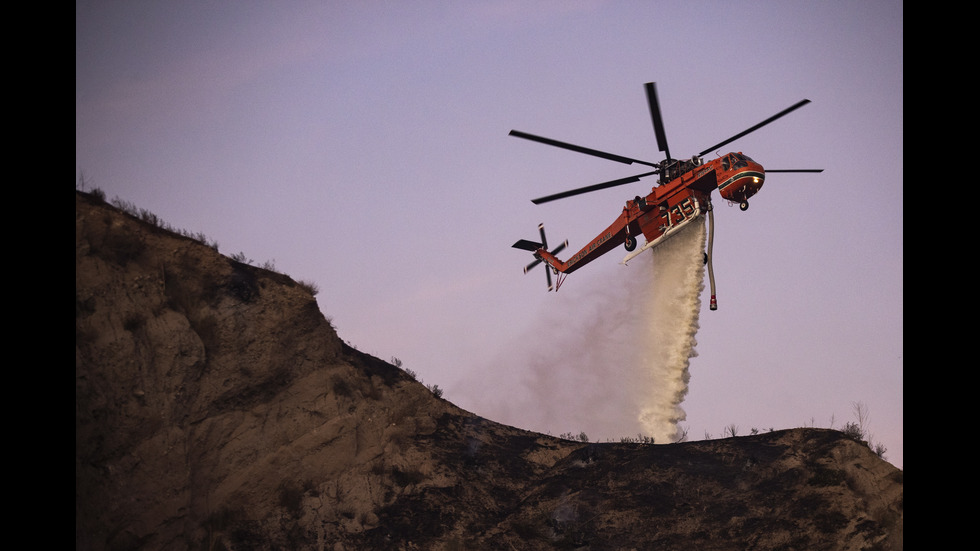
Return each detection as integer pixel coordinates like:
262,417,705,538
511,82,822,309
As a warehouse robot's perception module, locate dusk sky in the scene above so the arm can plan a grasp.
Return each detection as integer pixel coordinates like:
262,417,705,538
76,1,903,468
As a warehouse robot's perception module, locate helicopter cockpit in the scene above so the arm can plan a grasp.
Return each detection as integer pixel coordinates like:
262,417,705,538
721,152,754,172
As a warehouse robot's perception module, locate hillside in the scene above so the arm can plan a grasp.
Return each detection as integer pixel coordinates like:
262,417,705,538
75,190,902,550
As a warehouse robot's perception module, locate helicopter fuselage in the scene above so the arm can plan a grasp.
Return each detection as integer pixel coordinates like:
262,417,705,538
533,152,765,274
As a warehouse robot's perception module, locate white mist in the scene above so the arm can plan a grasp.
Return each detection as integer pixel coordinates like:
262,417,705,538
635,217,706,443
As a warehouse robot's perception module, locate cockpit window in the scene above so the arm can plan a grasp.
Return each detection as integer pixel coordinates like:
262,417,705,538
731,153,748,169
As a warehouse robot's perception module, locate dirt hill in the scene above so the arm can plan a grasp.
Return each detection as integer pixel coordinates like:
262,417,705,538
75,190,903,550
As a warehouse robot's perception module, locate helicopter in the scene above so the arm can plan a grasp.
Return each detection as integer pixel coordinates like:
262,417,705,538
511,82,822,309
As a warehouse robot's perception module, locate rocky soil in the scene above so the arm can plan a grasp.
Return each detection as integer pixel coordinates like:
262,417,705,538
76,190,902,550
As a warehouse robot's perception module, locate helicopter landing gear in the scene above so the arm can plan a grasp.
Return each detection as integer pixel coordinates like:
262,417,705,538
624,235,637,251
739,200,749,211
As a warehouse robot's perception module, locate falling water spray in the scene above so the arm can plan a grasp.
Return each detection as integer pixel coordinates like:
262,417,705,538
636,216,707,443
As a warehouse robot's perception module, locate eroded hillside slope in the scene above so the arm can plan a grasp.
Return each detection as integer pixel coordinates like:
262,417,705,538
75,191,902,550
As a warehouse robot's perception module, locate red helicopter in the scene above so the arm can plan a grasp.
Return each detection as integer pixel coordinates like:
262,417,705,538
512,82,822,308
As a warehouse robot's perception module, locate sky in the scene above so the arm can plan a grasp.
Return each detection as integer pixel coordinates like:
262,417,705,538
76,1,903,468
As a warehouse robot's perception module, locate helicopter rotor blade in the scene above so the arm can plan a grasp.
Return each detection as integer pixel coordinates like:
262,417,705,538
509,130,659,168
764,169,824,173
531,170,659,205
645,82,671,161
698,99,812,157
524,257,542,273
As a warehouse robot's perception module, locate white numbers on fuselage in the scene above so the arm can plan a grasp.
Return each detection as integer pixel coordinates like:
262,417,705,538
669,197,697,223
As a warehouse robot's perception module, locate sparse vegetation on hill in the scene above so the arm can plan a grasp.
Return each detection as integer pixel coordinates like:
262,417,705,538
76,189,901,550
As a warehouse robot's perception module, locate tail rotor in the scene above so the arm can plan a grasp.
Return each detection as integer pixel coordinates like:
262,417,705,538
512,223,567,291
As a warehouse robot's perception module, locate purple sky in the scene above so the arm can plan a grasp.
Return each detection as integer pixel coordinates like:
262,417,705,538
76,1,903,468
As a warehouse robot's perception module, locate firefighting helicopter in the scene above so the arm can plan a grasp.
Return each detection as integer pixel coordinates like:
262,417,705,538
511,82,822,308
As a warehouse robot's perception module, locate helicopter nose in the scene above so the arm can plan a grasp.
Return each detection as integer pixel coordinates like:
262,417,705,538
723,169,765,206
744,173,764,197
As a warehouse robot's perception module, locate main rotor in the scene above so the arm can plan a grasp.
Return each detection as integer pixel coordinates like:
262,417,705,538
509,82,817,204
